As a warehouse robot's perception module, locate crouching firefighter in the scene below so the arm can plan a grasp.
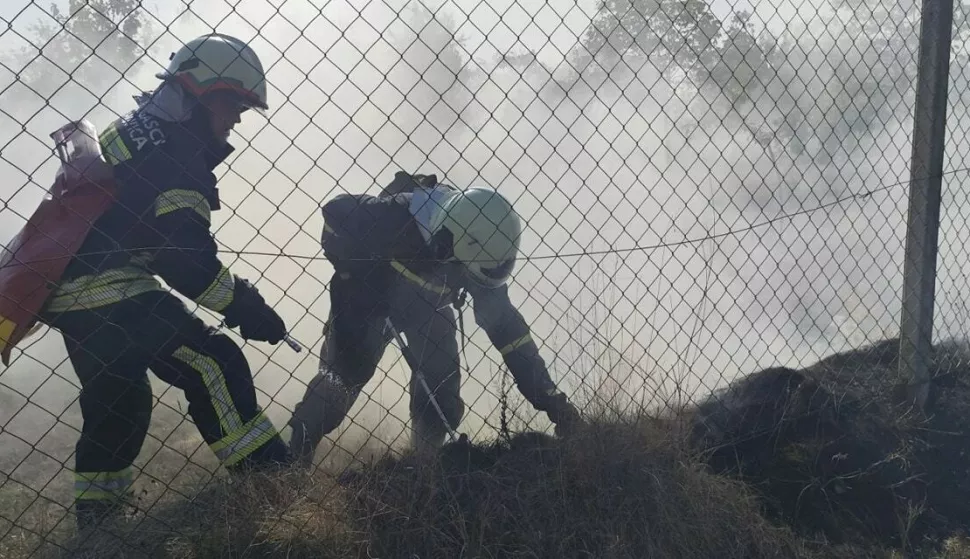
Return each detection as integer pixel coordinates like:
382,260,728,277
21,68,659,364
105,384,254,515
287,172,583,464
7,34,295,529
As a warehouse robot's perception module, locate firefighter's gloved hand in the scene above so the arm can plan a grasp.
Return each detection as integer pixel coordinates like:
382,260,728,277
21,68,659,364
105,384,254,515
223,277,287,344
546,394,583,438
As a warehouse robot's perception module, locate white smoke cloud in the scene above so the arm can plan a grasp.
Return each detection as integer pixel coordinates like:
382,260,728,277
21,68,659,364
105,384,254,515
2,0,970,485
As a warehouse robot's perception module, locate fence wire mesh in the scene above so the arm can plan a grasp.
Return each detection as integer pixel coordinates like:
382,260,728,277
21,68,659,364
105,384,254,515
2,0,970,556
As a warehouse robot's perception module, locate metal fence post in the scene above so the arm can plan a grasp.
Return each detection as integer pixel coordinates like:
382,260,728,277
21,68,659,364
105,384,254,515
899,0,954,410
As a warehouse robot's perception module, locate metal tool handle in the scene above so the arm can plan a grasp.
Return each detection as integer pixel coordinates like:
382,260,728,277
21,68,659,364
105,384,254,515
283,334,302,353
216,320,303,353
385,317,461,444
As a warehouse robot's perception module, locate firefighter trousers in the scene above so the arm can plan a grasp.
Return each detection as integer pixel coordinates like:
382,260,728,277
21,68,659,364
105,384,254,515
288,266,462,463
43,291,291,528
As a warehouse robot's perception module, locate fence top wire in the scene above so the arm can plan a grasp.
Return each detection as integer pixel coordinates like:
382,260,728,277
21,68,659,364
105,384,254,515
0,161,937,267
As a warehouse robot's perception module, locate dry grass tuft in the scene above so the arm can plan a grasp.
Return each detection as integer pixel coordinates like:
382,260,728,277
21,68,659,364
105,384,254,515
339,419,826,559
28,466,355,559
23,419,878,559
12,336,970,558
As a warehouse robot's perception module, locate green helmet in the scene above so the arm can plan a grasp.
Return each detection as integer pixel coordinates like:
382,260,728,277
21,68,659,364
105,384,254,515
427,186,522,289
157,33,269,112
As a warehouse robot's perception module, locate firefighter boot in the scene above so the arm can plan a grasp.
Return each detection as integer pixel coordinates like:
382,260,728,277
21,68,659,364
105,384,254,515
411,414,449,456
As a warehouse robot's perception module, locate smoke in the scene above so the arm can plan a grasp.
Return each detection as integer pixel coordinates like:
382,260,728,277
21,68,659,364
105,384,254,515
2,0,970,475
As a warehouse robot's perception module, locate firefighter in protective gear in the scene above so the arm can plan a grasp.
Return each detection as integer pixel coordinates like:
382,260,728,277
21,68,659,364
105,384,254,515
37,33,292,529
287,172,583,464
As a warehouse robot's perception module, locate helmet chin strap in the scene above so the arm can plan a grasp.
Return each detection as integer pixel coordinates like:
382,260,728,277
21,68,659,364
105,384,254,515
428,228,456,260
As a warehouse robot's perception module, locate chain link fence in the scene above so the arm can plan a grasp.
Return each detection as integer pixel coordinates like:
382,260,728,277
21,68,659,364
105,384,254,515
2,0,970,556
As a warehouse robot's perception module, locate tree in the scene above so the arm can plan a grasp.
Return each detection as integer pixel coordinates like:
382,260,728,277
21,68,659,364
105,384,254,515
3,0,151,107
390,3,486,162
572,0,969,168
0,0,151,244
576,0,722,76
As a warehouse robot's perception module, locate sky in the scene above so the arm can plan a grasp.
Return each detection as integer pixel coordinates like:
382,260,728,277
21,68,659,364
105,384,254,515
2,0,970,495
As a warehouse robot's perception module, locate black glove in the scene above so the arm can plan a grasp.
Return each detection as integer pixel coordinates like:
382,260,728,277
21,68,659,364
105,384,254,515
222,276,287,344
546,394,583,437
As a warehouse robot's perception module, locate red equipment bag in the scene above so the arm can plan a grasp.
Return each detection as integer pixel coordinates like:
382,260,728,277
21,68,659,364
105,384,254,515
0,120,119,366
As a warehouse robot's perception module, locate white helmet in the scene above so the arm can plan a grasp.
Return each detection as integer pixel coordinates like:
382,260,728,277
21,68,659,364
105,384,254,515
427,186,522,289
157,33,269,112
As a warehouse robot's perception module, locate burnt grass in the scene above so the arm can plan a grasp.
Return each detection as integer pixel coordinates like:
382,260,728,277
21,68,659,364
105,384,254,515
22,336,970,558
688,336,970,552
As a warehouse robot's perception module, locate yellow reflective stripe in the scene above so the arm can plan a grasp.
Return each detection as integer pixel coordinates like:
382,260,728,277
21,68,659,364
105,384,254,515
99,125,131,165
210,411,279,467
46,267,164,313
155,190,211,223
172,346,242,435
499,334,533,356
0,317,15,353
54,266,153,293
74,468,132,501
97,124,113,146
195,266,234,312
390,260,451,295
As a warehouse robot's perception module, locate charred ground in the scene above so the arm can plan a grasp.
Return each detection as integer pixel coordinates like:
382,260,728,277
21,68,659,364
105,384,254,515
690,337,970,552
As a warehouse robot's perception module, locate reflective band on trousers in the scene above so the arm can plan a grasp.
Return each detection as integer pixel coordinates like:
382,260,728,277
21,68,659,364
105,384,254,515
75,467,132,501
499,334,533,356
46,267,164,313
210,411,279,467
172,346,243,436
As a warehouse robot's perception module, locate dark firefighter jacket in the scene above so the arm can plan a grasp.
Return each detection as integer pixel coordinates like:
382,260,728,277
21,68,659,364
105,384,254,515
318,181,559,408
43,101,238,317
